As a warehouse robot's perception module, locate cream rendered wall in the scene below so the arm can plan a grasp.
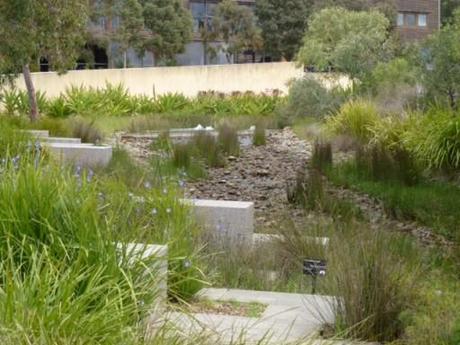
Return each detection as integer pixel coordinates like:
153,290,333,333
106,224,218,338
13,62,303,98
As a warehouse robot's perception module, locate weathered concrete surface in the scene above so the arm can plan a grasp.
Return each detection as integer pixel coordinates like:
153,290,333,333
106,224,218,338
167,288,336,344
23,129,49,138
184,199,254,241
41,137,82,144
13,62,306,98
47,143,112,167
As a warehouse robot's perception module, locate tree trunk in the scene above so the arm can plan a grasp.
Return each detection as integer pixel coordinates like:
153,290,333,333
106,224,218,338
22,64,39,122
123,50,127,68
204,41,208,65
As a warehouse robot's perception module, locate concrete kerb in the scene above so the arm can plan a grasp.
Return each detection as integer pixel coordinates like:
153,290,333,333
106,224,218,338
182,199,254,243
22,129,49,138
41,136,82,144
46,143,112,167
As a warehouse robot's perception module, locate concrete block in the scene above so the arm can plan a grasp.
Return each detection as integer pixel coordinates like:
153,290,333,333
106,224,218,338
42,136,82,144
184,199,254,242
22,129,49,138
47,143,112,167
117,243,168,304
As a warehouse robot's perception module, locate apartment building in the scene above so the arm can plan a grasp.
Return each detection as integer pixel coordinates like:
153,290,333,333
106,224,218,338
64,0,441,70
395,0,441,40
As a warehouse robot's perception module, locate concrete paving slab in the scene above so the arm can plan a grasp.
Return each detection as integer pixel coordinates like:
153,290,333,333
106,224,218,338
169,288,336,344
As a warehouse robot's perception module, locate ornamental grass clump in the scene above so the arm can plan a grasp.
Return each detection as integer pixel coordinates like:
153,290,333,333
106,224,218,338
218,123,240,157
327,226,416,343
326,99,381,145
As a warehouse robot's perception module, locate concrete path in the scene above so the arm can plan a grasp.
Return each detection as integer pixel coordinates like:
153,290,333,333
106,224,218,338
167,288,337,344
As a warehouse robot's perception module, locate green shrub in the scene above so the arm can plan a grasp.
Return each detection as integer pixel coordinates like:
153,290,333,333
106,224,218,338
31,116,72,137
192,132,225,168
287,166,324,210
218,123,240,156
253,123,267,146
405,109,460,170
328,227,415,342
170,142,207,180
46,96,72,118
154,93,190,113
355,144,420,186
327,160,460,239
69,117,103,144
284,78,347,119
326,99,381,144
311,140,333,172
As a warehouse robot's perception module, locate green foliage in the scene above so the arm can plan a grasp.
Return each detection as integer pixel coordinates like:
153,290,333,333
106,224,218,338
1,85,282,119
69,118,103,144
0,0,89,120
328,161,460,240
140,0,193,63
326,99,381,144
212,0,262,63
154,93,191,113
405,109,460,170
255,0,313,61
192,132,225,168
355,144,420,185
328,226,415,342
218,123,240,157
284,78,347,119
297,7,391,80
420,12,460,108
313,0,397,24
311,140,333,171
253,123,267,146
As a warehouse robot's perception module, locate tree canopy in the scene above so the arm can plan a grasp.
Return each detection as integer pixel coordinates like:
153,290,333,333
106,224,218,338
0,0,89,120
420,9,460,108
140,0,193,64
212,0,262,63
255,0,313,61
297,7,392,81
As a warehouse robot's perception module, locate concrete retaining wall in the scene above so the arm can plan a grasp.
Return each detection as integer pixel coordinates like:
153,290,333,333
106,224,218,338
184,199,254,242
10,63,350,98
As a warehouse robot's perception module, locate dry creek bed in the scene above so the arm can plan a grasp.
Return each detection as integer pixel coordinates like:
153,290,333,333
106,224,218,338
117,128,451,246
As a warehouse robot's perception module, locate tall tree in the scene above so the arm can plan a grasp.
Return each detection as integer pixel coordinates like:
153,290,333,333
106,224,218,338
419,9,460,108
313,0,396,24
0,0,89,121
116,0,146,68
442,0,460,25
255,0,313,61
297,7,391,81
212,0,262,63
140,0,193,65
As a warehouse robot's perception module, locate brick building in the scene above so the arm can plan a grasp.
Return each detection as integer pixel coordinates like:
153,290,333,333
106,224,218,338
396,0,441,40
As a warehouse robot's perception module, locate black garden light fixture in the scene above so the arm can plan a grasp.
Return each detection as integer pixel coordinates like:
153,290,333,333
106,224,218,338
303,259,327,294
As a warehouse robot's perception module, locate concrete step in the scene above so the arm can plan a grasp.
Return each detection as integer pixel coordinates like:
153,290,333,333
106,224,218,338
46,143,112,167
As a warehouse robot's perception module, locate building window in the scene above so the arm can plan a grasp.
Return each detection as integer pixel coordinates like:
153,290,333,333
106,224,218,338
406,13,416,27
397,12,428,28
418,14,427,27
397,13,404,26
